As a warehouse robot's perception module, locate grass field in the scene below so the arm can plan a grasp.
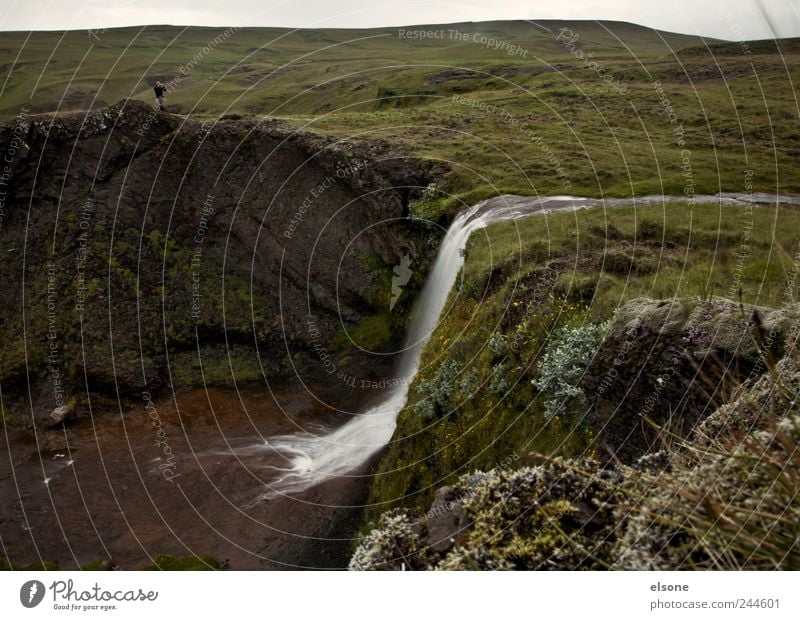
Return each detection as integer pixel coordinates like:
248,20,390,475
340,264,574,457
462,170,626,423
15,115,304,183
2,21,799,206
0,20,708,116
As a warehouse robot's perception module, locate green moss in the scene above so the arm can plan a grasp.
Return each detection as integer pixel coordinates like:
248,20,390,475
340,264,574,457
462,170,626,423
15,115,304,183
169,347,264,387
344,314,394,350
409,183,448,221
355,459,622,570
142,554,221,570
366,279,592,516
22,561,59,570
159,130,177,144
0,219,279,396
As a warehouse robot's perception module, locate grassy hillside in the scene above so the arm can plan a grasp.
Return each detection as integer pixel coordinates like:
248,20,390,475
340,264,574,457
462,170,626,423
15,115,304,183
0,20,707,117
2,22,799,203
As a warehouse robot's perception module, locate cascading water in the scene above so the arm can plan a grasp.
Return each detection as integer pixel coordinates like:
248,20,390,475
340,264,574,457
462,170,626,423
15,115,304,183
238,192,797,500
241,195,586,499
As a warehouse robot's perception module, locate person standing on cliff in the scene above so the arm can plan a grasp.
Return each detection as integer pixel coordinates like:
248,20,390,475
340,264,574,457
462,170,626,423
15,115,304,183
154,81,167,112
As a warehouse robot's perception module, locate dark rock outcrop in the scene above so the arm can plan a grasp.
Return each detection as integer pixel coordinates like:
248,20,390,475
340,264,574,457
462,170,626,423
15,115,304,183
0,100,440,423
581,297,800,460
420,486,470,553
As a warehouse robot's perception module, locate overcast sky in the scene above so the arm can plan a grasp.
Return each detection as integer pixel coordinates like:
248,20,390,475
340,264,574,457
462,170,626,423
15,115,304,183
1,0,798,39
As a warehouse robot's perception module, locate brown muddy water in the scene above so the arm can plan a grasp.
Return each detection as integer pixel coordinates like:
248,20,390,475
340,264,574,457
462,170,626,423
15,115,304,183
0,387,382,570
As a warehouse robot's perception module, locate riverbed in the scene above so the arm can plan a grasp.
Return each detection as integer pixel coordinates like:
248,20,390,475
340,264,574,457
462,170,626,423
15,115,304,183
0,386,378,569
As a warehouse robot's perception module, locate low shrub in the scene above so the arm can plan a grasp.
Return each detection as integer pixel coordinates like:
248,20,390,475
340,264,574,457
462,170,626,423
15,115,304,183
533,322,608,421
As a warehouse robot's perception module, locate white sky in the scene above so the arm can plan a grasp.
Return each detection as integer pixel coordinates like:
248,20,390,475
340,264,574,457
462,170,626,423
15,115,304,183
0,0,798,40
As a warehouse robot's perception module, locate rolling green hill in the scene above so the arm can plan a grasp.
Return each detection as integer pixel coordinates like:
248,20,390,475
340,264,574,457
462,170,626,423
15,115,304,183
2,21,799,202
0,21,709,118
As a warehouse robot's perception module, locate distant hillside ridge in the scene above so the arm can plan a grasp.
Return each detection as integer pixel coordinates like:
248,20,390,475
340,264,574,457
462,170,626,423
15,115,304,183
0,19,713,118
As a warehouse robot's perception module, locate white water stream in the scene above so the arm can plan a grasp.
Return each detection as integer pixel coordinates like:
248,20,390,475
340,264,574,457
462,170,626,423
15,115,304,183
241,192,799,499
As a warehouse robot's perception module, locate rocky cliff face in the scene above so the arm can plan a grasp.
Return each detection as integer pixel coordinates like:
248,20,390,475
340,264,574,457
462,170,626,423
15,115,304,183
582,298,799,460
0,100,438,423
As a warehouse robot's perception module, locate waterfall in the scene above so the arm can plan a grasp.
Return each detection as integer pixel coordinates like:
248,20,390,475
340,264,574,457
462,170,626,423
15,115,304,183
242,195,584,498
239,192,791,499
